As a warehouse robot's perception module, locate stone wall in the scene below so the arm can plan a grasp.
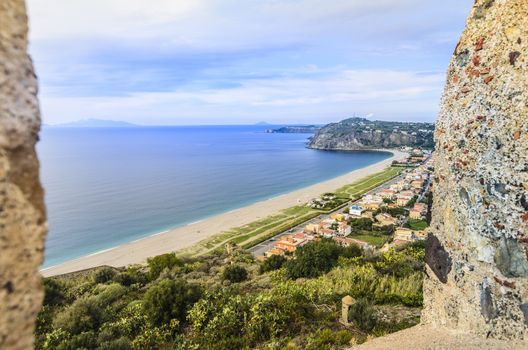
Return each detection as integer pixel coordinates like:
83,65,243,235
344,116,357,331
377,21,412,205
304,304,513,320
0,1,47,349
422,0,528,340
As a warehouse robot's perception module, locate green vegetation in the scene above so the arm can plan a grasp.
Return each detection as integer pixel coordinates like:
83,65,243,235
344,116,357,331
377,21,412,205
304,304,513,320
335,167,403,199
143,279,202,326
180,205,321,257
259,254,287,273
36,240,425,350
406,219,429,231
147,253,183,280
375,206,408,218
350,233,389,248
309,117,435,150
348,299,377,331
222,264,248,283
348,217,373,231
285,239,362,279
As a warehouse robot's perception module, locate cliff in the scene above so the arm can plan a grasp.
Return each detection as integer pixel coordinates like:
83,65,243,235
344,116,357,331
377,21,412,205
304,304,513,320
421,0,528,339
355,0,528,348
308,117,434,150
0,1,47,349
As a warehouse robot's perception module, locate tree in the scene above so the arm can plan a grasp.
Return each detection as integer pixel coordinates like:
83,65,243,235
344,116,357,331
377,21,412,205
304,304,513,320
54,296,104,334
43,278,67,306
348,217,373,231
285,240,342,279
93,266,117,284
147,253,183,280
143,279,202,326
259,255,287,273
222,265,248,283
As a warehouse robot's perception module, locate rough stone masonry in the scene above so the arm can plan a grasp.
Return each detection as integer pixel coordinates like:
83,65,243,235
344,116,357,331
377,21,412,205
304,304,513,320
0,0,47,349
422,0,528,340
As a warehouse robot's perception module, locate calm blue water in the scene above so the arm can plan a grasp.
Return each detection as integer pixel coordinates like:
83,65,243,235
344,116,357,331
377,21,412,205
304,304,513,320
38,125,391,267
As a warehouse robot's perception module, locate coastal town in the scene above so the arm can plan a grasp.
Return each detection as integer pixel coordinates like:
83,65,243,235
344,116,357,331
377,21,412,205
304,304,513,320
255,147,433,260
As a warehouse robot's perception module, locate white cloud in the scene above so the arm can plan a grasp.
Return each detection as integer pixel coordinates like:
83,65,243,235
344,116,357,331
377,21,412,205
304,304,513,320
40,68,445,124
26,0,472,124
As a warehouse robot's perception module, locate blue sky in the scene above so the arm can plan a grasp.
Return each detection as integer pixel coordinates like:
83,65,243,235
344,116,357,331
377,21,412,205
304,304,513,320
27,0,473,125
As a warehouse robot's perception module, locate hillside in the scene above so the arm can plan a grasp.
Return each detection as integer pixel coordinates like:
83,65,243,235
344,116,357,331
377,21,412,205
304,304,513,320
266,125,321,133
308,118,434,151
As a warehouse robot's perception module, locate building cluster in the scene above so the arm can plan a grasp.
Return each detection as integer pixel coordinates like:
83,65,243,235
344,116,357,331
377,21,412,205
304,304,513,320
263,211,372,258
262,157,433,259
393,147,431,166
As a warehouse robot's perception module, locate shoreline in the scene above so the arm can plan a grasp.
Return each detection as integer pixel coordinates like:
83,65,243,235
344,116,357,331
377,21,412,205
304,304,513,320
41,148,407,277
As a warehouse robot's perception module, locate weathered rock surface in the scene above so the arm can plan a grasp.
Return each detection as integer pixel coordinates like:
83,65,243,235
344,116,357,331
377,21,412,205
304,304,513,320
352,324,528,350
309,117,434,150
0,1,47,349
421,0,528,340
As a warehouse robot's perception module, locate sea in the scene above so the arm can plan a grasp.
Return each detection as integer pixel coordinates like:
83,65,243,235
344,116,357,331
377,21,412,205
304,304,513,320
38,125,392,267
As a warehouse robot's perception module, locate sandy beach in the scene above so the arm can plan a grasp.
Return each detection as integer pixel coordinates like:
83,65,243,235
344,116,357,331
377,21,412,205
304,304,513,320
41,149,407,277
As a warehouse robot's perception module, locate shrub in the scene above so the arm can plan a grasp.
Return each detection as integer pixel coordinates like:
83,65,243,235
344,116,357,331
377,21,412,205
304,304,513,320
259,255,287,273
54,296,104,334
43,278,67,306
93,266,117,284
114,266,148,287
96,337,133,350
222,265,248,283
305,329,352,350
188,291,251,348
285,240,342,279
348,299,377,332
143,278,202,326
348,218,373,231
147,253,183,280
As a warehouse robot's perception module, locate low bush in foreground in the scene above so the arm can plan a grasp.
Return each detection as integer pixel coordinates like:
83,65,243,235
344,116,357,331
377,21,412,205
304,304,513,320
36,241,424,350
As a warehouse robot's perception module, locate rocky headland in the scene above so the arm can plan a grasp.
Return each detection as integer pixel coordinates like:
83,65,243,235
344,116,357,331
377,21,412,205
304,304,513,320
308,117,435,151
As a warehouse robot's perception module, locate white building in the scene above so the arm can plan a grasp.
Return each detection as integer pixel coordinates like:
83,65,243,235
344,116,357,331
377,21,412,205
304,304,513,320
349,204,364,217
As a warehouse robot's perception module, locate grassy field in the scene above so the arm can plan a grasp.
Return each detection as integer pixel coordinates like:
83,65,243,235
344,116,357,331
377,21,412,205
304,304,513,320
179,205,321,257
350,231,390,247
407,219,429,231
180,166,405,258
335,166,404,199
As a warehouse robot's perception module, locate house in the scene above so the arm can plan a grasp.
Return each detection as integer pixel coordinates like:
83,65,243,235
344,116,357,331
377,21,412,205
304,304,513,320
349,204,364,217
362,201,381,211
409,209,423,219
319,228,336,238
275,235,306,253
393,227,427,242
409,203,428,219
413,203,428,213
390,182,405,192
379,188,396,199
393,227,415,242
264,248,284,258
337,222,352,236
375,213,398,226
318,218,335,230
396,191,414,206
411,180,424,190
304,223,319,233
361,210,374,219
360,195,383,210
331,213,346,222
293,232,308,240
